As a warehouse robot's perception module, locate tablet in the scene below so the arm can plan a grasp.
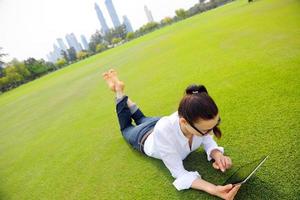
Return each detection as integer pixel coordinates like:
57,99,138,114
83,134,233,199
223,155,269,185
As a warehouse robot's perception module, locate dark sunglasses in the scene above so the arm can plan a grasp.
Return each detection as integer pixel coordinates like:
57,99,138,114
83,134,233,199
187,117,221,136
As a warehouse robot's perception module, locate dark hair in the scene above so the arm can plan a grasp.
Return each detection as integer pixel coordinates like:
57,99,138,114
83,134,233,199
178,84,222,138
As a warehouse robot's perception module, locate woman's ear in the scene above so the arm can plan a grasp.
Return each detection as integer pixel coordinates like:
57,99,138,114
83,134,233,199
179,117,188,125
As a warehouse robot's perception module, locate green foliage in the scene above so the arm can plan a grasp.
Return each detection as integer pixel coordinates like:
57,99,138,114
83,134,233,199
89,30,104,53
67,47,77,62
112,37,122,45
24,58,48,78
10,59,31,80
55,58,67,68
104,25,127,44
126,32,135,40
160,17,173,26
76,51,89,60
175,8,188,19
95,43,107,53
138,22,159,35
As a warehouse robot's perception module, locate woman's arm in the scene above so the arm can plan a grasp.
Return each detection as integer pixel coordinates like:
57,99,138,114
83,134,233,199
191,178,241,200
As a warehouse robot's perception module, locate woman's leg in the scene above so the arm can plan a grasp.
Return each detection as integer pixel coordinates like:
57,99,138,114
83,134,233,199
105,69,151,125
103,69,160,151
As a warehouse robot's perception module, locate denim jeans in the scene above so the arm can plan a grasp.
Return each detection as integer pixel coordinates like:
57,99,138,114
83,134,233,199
116,96,161,153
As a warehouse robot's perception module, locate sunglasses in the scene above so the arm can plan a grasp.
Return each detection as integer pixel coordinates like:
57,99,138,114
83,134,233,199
187,117,221,136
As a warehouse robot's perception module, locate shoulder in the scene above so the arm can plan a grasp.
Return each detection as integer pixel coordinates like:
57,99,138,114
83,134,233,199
154,111,179,138
156,111,179,129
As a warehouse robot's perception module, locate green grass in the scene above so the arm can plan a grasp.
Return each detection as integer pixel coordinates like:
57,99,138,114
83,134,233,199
0,0,299,199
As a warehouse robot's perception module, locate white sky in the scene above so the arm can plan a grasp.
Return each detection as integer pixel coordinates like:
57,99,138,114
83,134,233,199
0,0,198,62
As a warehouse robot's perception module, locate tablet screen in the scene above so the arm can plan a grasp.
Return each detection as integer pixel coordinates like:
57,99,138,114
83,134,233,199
224,156,267,185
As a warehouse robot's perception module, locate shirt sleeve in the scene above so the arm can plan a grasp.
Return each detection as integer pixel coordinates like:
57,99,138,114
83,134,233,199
155,128,201,191
202,134,224,161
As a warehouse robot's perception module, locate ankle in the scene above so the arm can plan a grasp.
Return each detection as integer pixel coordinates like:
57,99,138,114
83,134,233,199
116,91,125,99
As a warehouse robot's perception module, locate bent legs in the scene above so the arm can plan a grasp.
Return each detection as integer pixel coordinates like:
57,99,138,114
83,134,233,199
102,69,160,151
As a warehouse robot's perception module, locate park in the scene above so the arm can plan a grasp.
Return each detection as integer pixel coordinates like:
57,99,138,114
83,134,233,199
0,0,299,199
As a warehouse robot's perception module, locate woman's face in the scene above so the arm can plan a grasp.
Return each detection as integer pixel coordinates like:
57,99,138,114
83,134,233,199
184,114,220,137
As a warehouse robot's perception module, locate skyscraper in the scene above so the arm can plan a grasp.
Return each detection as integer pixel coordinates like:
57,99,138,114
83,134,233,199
95,3,109,34
53,44,62,59
56,38,68,51
81,35,89,50
122,15,133,33
144,5,154,22
105,0,121,28
65,33,82,52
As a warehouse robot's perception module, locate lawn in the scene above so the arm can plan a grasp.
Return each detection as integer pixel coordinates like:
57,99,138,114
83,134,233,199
0,0,299,199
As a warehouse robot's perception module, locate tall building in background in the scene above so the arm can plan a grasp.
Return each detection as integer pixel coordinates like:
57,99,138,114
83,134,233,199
56,38,68,51
65,33,82,52
95,3,109,34
105,0,121,28
81,35,89,50
144,5,154,22
122,15,133,33
53,44,62,58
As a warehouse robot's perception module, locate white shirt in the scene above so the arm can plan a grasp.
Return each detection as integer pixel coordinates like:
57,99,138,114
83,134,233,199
143,111,224,191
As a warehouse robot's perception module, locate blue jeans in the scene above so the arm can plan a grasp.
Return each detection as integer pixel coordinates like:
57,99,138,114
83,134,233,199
116,96,161,153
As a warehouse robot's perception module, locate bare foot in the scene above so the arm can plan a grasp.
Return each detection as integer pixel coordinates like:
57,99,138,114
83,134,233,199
108,69,120,83
115,80,125,93
102,72,115,91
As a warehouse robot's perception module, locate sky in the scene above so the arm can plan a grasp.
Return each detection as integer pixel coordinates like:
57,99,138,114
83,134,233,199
0,0,199,62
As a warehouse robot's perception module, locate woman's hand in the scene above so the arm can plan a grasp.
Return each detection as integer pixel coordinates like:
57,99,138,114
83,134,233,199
213,184,241,200
211,150,232,172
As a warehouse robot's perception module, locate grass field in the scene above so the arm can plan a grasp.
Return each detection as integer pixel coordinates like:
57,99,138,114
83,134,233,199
0,0,299,199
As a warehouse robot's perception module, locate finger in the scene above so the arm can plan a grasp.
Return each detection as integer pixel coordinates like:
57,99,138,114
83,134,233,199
221,157,226,170
219,158,226,172
227,157,232,168
225,157,231,169
227,185,241,199
222,184,233,191
213,162,219,169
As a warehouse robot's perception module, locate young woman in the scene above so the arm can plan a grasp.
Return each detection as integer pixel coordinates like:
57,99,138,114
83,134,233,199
102,69,241,200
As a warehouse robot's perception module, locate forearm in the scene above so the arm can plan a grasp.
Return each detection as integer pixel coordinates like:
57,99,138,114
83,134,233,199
191,178,216,196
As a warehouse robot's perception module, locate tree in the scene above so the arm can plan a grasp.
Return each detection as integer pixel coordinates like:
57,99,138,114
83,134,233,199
112,38,122,45
24,58,48,79
138,22,159,35
0,47,7,66
3,65,24,88
175,9,188,20
0,66,4,78
55,58,67,68
126,32,135,41
161,17,173,26
60,50,69,62
0,76,9,92
89,30,104,53
95,44,107,53
76,51,89,60
10,59,31,81
67,47,77,62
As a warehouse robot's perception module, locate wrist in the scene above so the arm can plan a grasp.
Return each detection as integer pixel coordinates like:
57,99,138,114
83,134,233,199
211,149,223,160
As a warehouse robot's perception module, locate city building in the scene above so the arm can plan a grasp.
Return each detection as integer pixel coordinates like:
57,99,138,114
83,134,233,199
122,15,133,33
94,3,110,34
65,33,82,52
56,38,68,52
80,35,89,50
105,0,121,28
144,5,154,22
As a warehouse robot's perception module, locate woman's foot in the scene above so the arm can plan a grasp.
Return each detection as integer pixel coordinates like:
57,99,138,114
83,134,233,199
108,69,120,83
102,72,115,92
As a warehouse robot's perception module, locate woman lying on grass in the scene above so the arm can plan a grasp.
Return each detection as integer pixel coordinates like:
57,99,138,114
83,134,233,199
102,69,241,200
